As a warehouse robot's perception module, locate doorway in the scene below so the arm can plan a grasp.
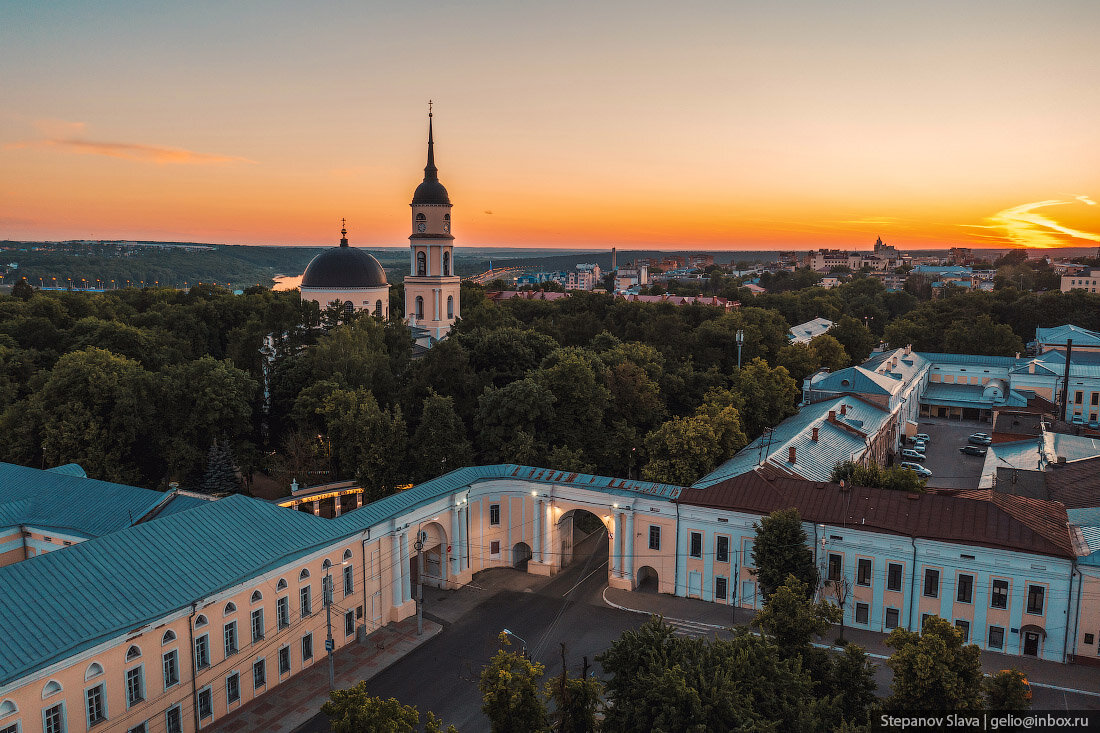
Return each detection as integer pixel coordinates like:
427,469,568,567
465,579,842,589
1023,631,1040,656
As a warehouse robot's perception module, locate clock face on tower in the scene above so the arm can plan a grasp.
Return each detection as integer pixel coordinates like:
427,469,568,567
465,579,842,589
417,223,426,232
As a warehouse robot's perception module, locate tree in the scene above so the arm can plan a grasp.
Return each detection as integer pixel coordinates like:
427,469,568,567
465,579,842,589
532,349,610,453
410,390,473,482
983,669,1032,711
884,616,984,712
752,574,840,658
545,644,603,733
733,358,799,439
474,378,556,464
479,633,548,733
831,643,878,727
831,460,925,493
808,333,850,371
943,314,1023,357
751,508,819,601
828,316,876,364
320,682,456,733
11,277,35,301
200,438,240,494
777,343,822,384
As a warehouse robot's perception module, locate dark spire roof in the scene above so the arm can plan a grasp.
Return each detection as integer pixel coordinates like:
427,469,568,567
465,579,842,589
340,217,348,247
412,103,451,206
300,220,388,289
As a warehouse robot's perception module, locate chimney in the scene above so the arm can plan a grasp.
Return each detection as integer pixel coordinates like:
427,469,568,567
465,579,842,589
811,427,819,441
611,247,617,271
788,446,797,463
829,410,837,421
840,403,847,416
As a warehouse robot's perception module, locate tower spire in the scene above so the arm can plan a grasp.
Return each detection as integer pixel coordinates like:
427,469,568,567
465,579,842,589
340,217,348,247
424,101,438,182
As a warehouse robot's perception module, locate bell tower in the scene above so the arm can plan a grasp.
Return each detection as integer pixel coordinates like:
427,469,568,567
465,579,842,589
404,104,460,344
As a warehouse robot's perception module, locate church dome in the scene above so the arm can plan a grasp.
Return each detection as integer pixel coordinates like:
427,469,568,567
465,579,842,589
412,179,451,205
301,239,388,290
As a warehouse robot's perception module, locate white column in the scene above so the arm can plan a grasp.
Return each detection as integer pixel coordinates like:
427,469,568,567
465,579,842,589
391,533,402,607
533,499,542,563
400,532,411,602
450,504,461,577
624,511,635,582
459,505,468,571
610,513,621,577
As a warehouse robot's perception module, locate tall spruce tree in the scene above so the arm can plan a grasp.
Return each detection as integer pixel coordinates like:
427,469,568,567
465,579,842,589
751,508,819,601
200,438,239,494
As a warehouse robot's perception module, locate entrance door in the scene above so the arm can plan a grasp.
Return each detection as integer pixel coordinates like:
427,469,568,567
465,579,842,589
688,571,702,598
1023,632,1040,656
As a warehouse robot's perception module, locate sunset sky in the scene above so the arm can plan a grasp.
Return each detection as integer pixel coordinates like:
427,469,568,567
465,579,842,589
2,1,1098,250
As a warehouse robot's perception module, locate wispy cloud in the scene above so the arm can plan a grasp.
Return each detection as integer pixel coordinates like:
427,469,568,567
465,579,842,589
4,119,255,165
961,197,1100,248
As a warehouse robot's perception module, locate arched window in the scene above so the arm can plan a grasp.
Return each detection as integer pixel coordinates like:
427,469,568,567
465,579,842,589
251,590,263,604
322,559,332,571
276,579,287,591
162,630,176,644
375,299,383,316
444,213,450,221
195,614,208,628
299,569,310,581
415,296,424,319
0,699,15,716
344,301,355,314
447,295,454,319
85,663,104,681
443,251,451,277
125,645,141,661
416,251,427,277
223,602,236,615
42,681,62,699
415,213,427,222
342,549,353,561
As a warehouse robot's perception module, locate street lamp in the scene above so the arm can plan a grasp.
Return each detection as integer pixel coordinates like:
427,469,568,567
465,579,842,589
501,628,528,657
324,559,350,690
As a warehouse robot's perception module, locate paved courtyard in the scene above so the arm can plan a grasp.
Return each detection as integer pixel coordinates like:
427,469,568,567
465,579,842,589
910,416,990,490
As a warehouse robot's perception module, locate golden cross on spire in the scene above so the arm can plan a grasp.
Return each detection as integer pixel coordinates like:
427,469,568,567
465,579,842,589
428,99,433,117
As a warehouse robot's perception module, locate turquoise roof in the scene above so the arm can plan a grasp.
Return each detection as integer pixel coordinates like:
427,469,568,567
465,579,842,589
812,366,898,395
1068,508,1100,567
1035,324,1100,349
46,464,87,478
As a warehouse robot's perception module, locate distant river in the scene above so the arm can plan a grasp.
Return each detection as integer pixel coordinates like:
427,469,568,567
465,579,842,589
273,275,302,291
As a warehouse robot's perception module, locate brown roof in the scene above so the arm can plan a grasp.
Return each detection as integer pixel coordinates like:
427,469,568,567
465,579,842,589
676,471,1074,559
1045,455,1100,509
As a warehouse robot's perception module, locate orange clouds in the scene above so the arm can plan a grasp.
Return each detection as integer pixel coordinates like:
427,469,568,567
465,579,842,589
961,198,1100,249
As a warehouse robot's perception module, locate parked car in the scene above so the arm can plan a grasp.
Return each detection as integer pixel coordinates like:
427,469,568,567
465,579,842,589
968,433,992,446
900,462,933,477
900,448,925,460
959,445,987,456
911,441,927,454
914,433,931,443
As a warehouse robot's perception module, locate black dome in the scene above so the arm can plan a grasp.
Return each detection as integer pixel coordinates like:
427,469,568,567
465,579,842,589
301,246,388,289
412,179,451,205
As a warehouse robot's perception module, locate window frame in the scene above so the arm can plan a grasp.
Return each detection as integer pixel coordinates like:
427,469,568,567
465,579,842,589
162,649,180,690
715,576,728,601
42,702,65,733
343,564,354,597
223,620,239,657
884,607,900,630
300,586,312,618
956,573,974,604
689,532,702,559
345,609,355,637
276,596,290,629
489,504,501,526
197,687,213,720
856,558,872,587
990,578,1009,609
1026,584,1045,615
715,535,730,563
955,619,970,642
923,568,940,598
125,664,145,708
648,525,661,551
251,608,265,644
278,646,292,676
84,682,107,728
988,625,1005,650
854,602,870,625
226,672,241,706
165,705,183,733
827,553,843,582
253,658,266,690
302,633,314,662
194,633,210,670
887,562,903,592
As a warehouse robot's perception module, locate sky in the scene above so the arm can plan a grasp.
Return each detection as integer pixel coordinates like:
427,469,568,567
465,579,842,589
1,0,1098,250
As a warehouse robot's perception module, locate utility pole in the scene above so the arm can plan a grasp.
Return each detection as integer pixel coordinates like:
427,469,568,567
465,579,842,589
415,531,424,636
736,329,745,370
324,569,335,690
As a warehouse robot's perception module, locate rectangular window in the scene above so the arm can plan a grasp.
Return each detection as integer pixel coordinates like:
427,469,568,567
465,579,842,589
715,536,729,563
857,558,872,586
828,553,843,582
491,540,501,555
715,576,727,600
648,525,661,551
126,666,144,706
1075,390,1083,404
251,608,265,643
195,634,210,669
128,725,146,733
253,658,266,689
855,602,869,625
279,646,291,675
1,724,19,733
1026,585,1045,615
300,586,312,618
689,532,702,558
277,597,290,628
887,563,903,592
345,609,355,637
957,574,974,604
224,621,239,657
226,672,240,705
923,568,940,598
991,579,1009,609
1092,393,1099,406
988,626,1005,649
343,565,354,596
86,683,107,726
921,613,933,628
162,650,179,689
198,688,213,719
1084,632,1095,645
955,619,970,642
490,504,501,525
44,704,64,733
302,633,314,661
885,607,900,629
166,705,183,733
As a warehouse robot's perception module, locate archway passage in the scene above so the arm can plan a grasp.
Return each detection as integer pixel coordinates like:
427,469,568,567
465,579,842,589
410,521,448,589
512,542,532,569
636,565,659,593
557,508,607,567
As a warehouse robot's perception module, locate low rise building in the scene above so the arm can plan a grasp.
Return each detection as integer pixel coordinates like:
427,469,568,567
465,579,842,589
788,317,834,345
1061,268,1100,294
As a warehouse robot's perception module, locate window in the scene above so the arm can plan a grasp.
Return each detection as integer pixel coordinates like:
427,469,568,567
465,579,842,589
165,705,183,733
955,619,970,642
276,579,288,591
223,602,236,616
923,568,940,598
648,525,661,550
345,609,355,637
197,688,213,719
86,683,106,726
299,569,310,581
957,574,973,603
689,532,702,558
125,645,141,662
224,621,238,657
251,590,262,604
443,252,451,277
447,295,454,319
490,540,501,554
885,607,900,629
279,646,291,675
85,662,104,680
375,299,383,316
1075,390,1083,404
302,633,314,661
415,296,424,319
161,630,176,644
1084,633,1095,645
715,536,729,563
489,504,501,526
277,597,290,629
991,579,1009,609
251,609,264,643
988,626,1005,650
253,659,266,689
921,613,933,628
162,650,179,689
129,722,147,733
1093,393,1099,406
300,586,312,618
43,704,64,733
195,634,210,669
417,252,426,277
828,554,842,582
226,673,240,705
343,565,354,597
126,666,144,706
343,301,354,315
857,558,872,586
1026,585,1045,615
855,603,869,625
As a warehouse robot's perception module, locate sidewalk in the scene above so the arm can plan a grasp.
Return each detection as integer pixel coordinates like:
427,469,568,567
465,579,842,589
209,617,442,733
602,587,1100,695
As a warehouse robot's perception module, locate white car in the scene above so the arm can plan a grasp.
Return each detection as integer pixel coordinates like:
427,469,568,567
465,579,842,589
900,462,932,478
911,441,927,454
900,448,924,460
910,433,931,443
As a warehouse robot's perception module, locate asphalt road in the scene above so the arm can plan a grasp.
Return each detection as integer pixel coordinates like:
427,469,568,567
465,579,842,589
914,417,990,490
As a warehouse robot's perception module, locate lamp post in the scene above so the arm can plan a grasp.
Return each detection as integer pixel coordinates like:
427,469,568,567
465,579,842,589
501,628,528,657
414,530,424,636
323,561,348,690
736,329,745,370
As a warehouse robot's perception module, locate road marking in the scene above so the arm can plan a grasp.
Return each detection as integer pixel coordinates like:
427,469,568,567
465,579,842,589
561,560,608,597
1028,681,1100,699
